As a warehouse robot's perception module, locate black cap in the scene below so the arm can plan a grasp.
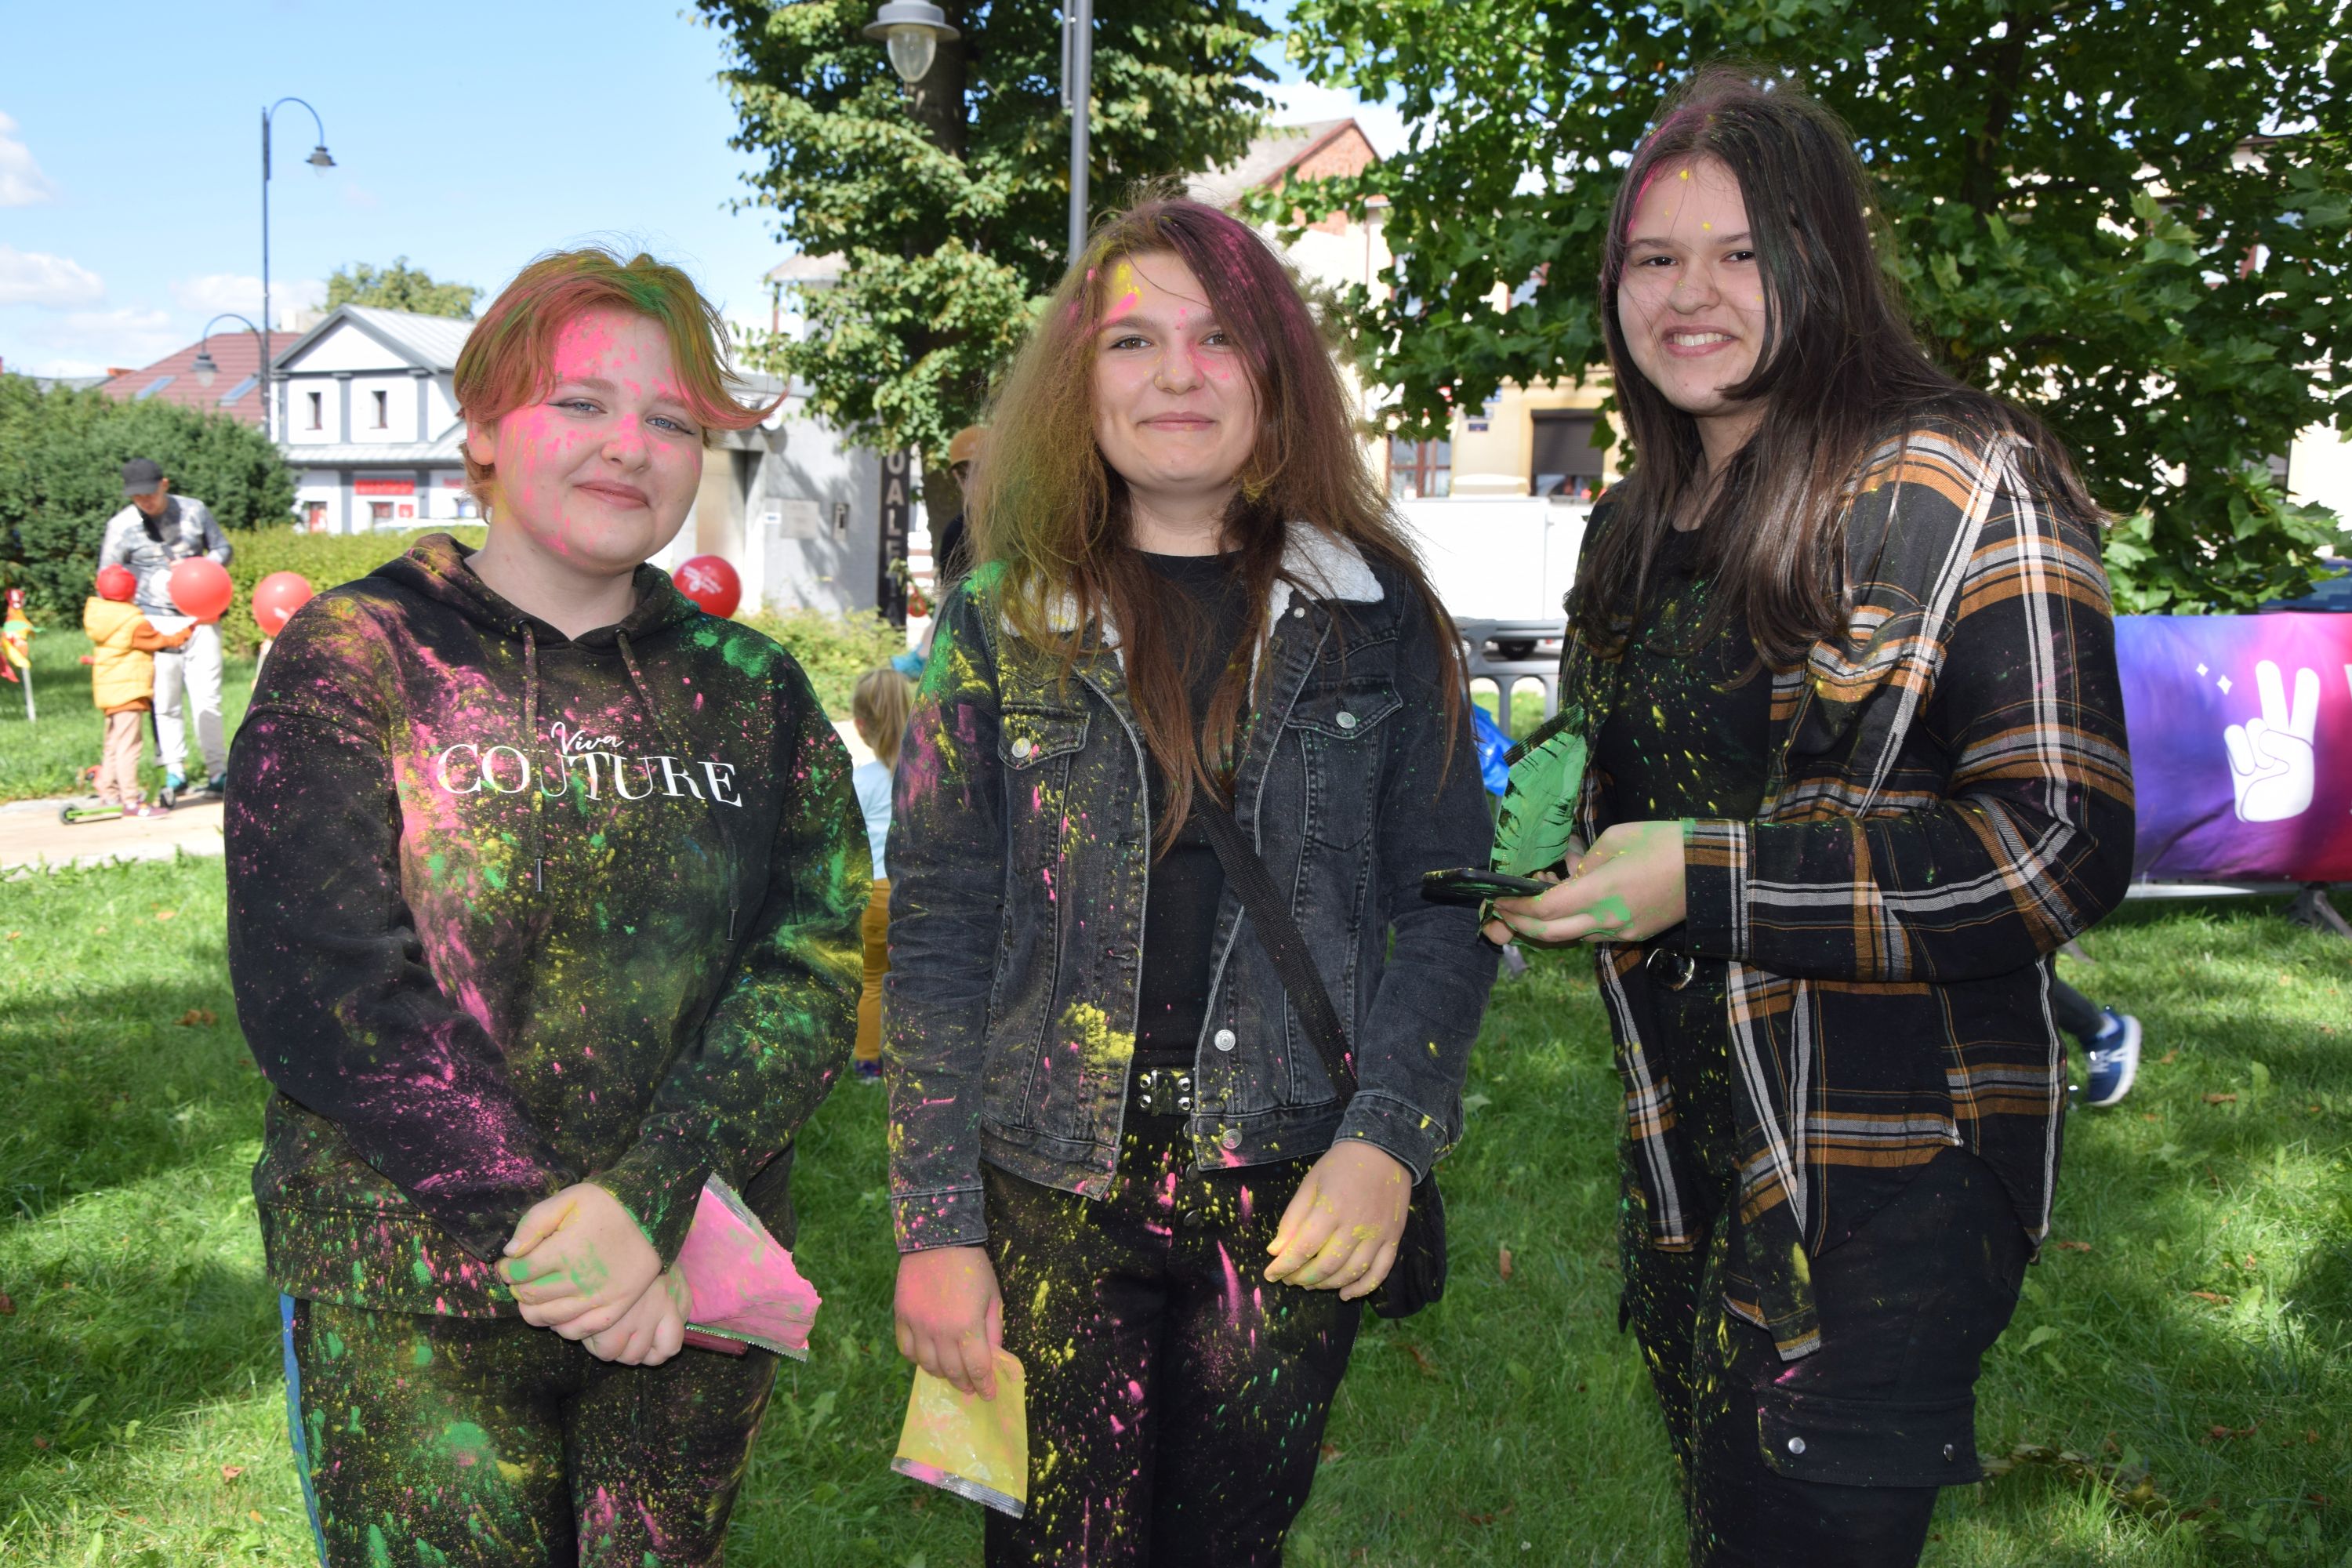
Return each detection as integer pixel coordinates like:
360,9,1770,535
121,458,165,495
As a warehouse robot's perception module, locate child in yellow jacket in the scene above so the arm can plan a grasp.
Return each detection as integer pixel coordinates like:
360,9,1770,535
84,564,192,816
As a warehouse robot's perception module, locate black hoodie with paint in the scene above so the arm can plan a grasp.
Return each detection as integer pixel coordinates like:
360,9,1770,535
227,534,867,1316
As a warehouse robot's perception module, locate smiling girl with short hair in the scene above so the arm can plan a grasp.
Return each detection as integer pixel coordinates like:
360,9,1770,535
227,247,868,1567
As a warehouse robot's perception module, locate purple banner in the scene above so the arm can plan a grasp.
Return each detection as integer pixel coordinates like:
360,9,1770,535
2117,614,2352,884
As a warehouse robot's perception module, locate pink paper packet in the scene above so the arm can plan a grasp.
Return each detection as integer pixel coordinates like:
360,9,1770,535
675,1175,821,1360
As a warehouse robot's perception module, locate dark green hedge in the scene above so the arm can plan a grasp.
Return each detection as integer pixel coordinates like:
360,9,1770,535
0,376,296,612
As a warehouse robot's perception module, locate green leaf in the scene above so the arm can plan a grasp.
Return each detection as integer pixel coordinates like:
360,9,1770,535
2023,1324,2061,1351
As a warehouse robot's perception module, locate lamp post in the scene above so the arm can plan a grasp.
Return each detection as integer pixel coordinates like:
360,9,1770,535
189,314,264,412
261,98,335,443
864,3,1092,263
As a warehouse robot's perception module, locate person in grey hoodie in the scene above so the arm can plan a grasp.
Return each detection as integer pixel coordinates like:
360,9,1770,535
100,457,233,796
227,249,867,1568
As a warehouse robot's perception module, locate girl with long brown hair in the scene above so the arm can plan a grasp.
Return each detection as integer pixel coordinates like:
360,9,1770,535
1489,69,2134,1565
883,196,1498,1564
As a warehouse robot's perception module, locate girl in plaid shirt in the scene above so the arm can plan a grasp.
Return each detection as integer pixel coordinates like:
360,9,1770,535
1490,69,2132,1566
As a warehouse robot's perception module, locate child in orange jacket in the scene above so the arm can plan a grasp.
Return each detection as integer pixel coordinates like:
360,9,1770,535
84,564,192,816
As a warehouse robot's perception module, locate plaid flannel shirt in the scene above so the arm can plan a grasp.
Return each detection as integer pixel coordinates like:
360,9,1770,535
1571,416,2136,1359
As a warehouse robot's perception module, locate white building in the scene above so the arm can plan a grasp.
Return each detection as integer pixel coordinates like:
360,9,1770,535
272,305,475,533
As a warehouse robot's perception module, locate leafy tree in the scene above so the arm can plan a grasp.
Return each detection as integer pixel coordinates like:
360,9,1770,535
697,0,1274,513
1277,0,2350,612
0,378,296,612
324,257,480,319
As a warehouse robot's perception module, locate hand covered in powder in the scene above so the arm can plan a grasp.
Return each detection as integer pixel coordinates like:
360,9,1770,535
581,1269,691,1367
1265,1141,1411,1300
895,1246,1004,1399
1486,819,1687,946
499,1181,663,1340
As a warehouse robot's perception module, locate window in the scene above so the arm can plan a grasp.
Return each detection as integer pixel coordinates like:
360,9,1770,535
1531,412,1606,501
1386,437,1451,499
307,391,323,430
372,390,389,430
368,501,394,526
302,501,328,532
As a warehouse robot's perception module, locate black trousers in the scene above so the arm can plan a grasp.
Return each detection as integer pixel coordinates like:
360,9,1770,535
1622,1145,2030,1568
981,1109,1361,1567
2049,975,2104,1043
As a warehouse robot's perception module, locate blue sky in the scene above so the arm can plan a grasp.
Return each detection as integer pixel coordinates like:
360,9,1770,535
0,2,1401,378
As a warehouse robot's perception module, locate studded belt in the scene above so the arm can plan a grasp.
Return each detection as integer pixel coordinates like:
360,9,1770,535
1131,1067,1196,1116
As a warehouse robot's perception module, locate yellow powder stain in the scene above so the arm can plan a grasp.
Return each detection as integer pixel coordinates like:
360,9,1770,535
1032,1278,1051,1316
1790,1240,1813,1287
1059,1001,1135,1074
496,1461,526,1486
1679,168,1690,180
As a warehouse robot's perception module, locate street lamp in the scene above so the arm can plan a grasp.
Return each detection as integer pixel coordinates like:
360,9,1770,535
862,2,957,86
190,314,263,398
261,97,335,445
863,2,1090,263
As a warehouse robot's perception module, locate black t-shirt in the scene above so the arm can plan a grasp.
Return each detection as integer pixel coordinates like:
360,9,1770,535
1592,523,1772,1188
1133,550,1252,1070
1594,524,1771,827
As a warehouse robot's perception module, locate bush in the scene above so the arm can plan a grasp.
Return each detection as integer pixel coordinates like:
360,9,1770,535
741,606,909,717
0,377,296,612
220,525,485,655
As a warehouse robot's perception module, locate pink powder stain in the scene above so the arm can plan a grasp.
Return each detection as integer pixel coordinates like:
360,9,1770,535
1125,1379,1145,1403
1217,1242,1244,1323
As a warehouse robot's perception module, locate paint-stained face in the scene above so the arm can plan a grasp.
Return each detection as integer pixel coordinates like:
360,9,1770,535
1090,250,1259,524
1617,155,1768,439
465,307,702,575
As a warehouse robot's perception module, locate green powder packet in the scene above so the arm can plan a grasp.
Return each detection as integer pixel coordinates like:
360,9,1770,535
1491,708,1588,878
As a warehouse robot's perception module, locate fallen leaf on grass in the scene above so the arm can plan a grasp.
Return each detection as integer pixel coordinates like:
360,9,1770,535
1497,1245,1514,1281
31,1437,46,1450
152,909,176,921
177,1008,216,1027
1457,1506,1516,1526
2202,1092,2237,1105
2188,1290,2233,1305
2206,1423,2258,1441
220,1465,245,1483
1402,1342,1439,1377
0,1292,13,1315
2056,1240,2092,1253
1318,1443,1342,1465
2143,1112,2161,1121
2158,1050,2180,1065
5,931,18,941
248,1511,265,1526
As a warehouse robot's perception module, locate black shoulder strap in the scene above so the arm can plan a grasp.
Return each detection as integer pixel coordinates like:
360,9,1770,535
1194,797,1357,1094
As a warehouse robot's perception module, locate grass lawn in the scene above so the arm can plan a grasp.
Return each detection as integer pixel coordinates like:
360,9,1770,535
0,627,260,804
0,858,2345,1566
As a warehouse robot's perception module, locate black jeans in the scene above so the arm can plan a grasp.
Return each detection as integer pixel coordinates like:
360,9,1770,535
981,1108,1361,1567
2049,975,2104,1043
1623,1145,2030,1567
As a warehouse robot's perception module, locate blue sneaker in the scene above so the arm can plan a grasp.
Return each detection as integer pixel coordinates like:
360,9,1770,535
2082,1008,2142,1107
852,1058,884,1082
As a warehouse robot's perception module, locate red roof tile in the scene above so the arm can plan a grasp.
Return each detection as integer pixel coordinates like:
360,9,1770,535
97,333,269,427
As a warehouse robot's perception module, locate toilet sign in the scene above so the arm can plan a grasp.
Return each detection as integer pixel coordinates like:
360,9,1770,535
878,448,912,627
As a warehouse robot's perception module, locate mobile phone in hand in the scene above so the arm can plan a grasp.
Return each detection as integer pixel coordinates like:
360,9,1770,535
1421,867,1552,906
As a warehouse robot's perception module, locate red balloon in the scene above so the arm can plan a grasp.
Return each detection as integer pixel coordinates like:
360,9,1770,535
167,557,234,622
673,554,742,619
252,571,316,637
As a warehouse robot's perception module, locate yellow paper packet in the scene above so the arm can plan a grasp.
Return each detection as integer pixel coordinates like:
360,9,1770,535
890,1351,1029,1517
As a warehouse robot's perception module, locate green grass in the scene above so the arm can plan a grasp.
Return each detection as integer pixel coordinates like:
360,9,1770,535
0,628,259,804
0,860,2346,1565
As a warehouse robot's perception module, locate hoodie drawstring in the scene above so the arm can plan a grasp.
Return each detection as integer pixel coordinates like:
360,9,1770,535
616,630,741,943
523,624,545,893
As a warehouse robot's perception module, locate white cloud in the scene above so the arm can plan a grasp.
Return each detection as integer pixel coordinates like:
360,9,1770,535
0,111,57,207
1,304,183,374
169,271,325,327
0,243,104,307
1269,82,1416,160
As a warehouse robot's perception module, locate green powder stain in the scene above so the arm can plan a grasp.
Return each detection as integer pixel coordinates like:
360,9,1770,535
368,1523,391,1568
1590,894,1634,931
412,1255,434,1287
322,1330,346,1361
412,1340,434,1368
441,1420,495,1467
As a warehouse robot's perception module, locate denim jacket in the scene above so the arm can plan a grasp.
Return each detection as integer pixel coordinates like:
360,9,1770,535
884,524,1499,1251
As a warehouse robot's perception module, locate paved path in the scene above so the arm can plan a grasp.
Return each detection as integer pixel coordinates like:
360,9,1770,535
2,721,877,875
0,793,226,872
